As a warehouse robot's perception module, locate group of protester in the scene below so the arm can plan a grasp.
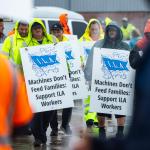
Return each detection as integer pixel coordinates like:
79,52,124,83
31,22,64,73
0,13,73,148
74,18,150,150
0,13,150,149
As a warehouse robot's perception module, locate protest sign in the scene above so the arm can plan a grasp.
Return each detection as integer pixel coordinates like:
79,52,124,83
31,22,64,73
90,48,135,116
79,41,95,65
20,44,74,113
57,41,87,100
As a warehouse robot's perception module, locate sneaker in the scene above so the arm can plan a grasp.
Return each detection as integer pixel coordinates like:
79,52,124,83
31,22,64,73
33,139,46,147
50,130,58,136
60,126,72,135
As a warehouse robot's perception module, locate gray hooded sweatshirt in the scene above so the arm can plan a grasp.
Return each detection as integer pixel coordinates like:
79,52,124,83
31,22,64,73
84,23,130,82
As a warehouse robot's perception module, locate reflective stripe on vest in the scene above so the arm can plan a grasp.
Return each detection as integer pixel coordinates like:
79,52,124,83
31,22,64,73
7,63,18,129
0,136,10,145
0,62,18,146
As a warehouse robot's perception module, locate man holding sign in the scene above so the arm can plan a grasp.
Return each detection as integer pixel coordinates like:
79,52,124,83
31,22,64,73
26,18,58,147
50,23,72,135
84,22,130,138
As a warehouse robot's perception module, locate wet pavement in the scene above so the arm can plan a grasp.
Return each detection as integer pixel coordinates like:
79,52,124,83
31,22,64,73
12,100,132,150
12,100,84,150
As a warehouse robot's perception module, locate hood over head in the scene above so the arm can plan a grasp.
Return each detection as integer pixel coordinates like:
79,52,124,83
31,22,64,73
105,22,123,42
28,18,47,38
81,18,104,40
14,20,29,37
105,17,112,26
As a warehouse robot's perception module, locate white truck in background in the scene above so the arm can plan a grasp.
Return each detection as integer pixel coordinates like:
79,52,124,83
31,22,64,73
3,6,87,39
33,6,87,38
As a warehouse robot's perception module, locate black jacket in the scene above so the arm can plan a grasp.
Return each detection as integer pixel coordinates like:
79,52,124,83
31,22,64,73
129,45,143,69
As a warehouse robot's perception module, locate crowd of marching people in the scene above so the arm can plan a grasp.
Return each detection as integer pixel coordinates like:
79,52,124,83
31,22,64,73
0,13,150,150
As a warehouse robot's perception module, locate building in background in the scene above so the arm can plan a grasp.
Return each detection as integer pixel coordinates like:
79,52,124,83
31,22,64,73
34,0,150,33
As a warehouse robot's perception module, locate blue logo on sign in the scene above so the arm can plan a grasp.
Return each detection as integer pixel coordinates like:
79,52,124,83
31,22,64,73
102,55,129,80
102,57,128,71
31,54,60,68
65,51,74,60
85,48,91,55
30,53,60,77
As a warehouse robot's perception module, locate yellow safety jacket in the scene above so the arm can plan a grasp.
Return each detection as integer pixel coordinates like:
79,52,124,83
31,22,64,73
79,19,104,42
121,24,136,40
27,18,58,46
2,21,29,66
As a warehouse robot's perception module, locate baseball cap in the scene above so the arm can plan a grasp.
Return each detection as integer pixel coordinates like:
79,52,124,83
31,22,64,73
51,23,63,31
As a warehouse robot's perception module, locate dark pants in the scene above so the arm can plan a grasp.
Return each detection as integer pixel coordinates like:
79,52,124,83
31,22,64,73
62,107,72,128
50,108,72,130
31,111,53,143
49,110,58,131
